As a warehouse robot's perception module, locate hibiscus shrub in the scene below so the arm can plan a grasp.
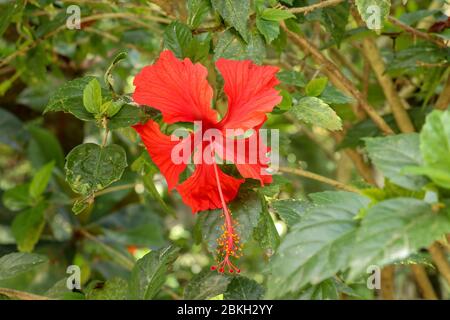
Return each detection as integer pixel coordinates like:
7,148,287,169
1,0,450,300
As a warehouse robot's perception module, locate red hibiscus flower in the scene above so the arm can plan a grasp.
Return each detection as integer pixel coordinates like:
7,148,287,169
132,50,281,273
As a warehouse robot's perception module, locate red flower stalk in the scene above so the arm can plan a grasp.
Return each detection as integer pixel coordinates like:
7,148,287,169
132,50,281,273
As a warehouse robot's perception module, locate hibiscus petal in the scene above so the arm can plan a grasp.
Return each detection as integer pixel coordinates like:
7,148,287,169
133,120,191,190
176,163,244,213
133,50,218,125
216,59,282,131
215,130,272,186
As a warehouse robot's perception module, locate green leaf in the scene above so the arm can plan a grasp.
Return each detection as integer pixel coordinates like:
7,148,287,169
224,277,265,300
104,52,127,94
291,97,342,131
0,252,48,280
186,33,211,63
187,0,211,29
355,0,391,31
277,89,292,111
214,30,266,64
0,108,27,150
364,133,428,190
184,270,231,300
260,8,295,21
297,279,340,300
29,161,54,201
254,196,280,251
271,199,311,227
306,77,328,97
0,0,25,37
211,0,250,42
83,78,102,114
107,104,142,130
419,110,450,188
197,190,262,253
403,166,450,189
129,246,179,300
349,198,450,279
256,18,280,44
44,77,97,121
277,70,306,87
64,143,127,195
2,184,31,211
163,21,193,59
319,85,354,105
12,201,47,252
101,100,124,118
86,278,128,300
267,191,370,298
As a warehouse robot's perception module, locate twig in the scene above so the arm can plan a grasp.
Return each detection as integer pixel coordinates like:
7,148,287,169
380,265,395,300
278,166,360,193
388,16,447,48
288,0,345,14
410,265,438,300
435,75,450,110
0,288,51,300
280,22,395,135
429,242,450,286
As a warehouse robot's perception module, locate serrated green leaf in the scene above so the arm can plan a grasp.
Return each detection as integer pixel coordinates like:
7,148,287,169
214,30,266,64
418,110,450,189
256,18,280,44
211,0,250,42
224,277,265,300
44,77,97,121
271,199,311,227
254,196,279,251
187,0,211,29
355,0,391,31
64,143,127,195
83,78,102,114
322,1,349,46
291,97,342,131
260,8,295,21
107,104,142,130
184,270,231,300
306,77,328,97
267,191,370,298
12,201,47,252
277,70,306,87
364,133,428,190
349,198,450,279
129,246,179,300
163,21,193,59
0,252,48,280
29,161,54,201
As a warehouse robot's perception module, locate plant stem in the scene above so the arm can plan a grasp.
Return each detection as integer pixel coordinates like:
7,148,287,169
351,12,415,133
429,242,450,286
0,288,50,300
288,0,345,14
279,166,360,193
388,16,447,48
410,265,438,300
280,22,395,135
380,265,395,300
435,75,450,110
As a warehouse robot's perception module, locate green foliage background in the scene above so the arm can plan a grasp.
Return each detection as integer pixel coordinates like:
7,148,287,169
0,0,450,300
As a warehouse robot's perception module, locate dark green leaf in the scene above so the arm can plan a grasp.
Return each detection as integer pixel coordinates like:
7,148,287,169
86,278,128,300
277,70,306,87
349,198,450,279
291,97,342,131
214,30,266,64
224,277,265,300
271,199,311,227
129,246,179,300
364,133,428,190
65,143,127,195
0,252,48,280
163,21,193,59
211,0,250,42
187,0,211,29
184,269,231,299
12,201,47,252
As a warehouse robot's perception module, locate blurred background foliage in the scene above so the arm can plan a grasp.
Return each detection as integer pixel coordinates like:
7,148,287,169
0,0,450,300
